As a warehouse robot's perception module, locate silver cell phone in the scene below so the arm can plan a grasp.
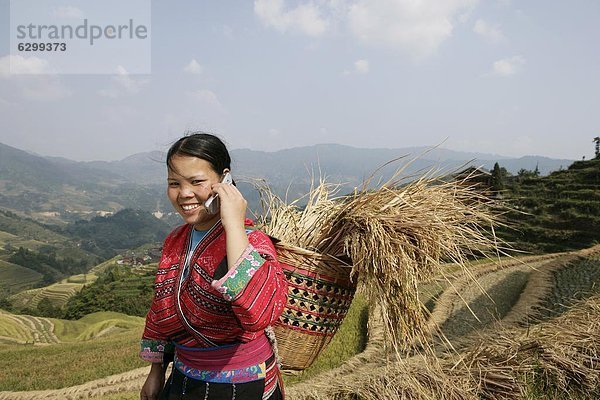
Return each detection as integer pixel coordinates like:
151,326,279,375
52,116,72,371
204,172,233,214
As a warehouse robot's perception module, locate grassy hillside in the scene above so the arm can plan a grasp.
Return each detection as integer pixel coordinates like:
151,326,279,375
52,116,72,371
0,309,143,345
3,245,158,319
0,330,145,391
58,209,170,259
0,260,43,295
499,158,600,252
51,311,145,342
0,209,71,244
9,278,97,310
0,208,168,303
62,264,156,319
0,209,101,293
0,143,169,222
3,256,123,316
0,297,368,393
0,310,146,391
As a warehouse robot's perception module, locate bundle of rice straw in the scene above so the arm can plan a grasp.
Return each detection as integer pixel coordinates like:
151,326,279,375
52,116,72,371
257,160,508,354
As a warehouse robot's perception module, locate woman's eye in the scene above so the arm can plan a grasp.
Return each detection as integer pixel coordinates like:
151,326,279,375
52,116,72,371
168,182,179,187
191,180,203,185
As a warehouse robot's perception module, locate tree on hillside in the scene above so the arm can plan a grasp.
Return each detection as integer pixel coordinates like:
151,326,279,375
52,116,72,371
517,168,539,182
594,136,600,159
491,162,508,191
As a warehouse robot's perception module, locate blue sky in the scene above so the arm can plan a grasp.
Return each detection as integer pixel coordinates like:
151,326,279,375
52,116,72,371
0,0,599,161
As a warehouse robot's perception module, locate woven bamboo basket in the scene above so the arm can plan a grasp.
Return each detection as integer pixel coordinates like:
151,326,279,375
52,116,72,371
272,240,357,371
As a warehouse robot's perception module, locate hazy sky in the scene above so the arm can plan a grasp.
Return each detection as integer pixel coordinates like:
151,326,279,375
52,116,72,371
1,0,599,161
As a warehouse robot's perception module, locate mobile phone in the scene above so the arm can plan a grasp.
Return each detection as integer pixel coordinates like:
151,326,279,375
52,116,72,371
204,172,233,214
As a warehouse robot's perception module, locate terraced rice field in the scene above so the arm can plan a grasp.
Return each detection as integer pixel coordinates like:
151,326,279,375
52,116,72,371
538,254,600,319
0,310,143,347
0,246,599,399
9,275,98,309
0,260,43,295
0,312,58,344
284,246,600,399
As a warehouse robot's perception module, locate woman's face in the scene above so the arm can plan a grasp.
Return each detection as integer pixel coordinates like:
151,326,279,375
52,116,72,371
167,154,223,230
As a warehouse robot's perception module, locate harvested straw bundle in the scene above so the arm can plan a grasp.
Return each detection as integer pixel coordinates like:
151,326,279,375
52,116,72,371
461,293,600,399
287,293,600,400
257,162,508,365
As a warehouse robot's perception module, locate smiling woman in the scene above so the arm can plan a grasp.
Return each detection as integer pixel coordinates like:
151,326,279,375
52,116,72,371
139,133,288,400
166,156,223,230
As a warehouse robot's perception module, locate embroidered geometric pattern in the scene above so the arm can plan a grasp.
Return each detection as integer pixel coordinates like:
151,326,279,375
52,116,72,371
140,339,174,362
140,220,288,397
215,249,265,301
278,266,355,334
174,357,266,383
188,288,231,314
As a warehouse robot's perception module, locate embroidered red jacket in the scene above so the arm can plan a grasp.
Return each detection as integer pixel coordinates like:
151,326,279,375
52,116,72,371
140,220,288,362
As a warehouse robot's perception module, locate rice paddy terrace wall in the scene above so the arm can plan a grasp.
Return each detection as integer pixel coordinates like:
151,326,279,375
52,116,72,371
501,158,600,253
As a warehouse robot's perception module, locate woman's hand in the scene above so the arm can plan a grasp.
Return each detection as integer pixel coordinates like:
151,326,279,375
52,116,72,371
211,183,249,270
212,182,247,231
140,363,165,400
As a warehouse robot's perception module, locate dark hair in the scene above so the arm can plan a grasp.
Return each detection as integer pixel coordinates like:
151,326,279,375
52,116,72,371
166,133,231,174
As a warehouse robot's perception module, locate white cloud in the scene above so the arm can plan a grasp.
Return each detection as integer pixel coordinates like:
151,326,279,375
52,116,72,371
342,59,369,76
0,55,51,76
354,59,369,74
254,0,478,59
98,65,148,98
52,6,85,19
347,0,479,59
20,78,72,101
268,128,281,137
0,55,71,101
473,19,505,43
223,25,234,39
184,59,203,74
189,89,225,111
254,0,328,37
490,55,525,77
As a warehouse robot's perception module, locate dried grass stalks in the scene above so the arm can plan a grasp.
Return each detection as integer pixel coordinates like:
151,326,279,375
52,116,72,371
461,293,600,399
257,163,509,352
289,295,600,400
313,357,479,400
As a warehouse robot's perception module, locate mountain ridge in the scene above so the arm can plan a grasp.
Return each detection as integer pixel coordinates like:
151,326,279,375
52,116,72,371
0,141,576,223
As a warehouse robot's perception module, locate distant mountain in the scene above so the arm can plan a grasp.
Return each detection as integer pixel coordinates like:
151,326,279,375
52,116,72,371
78,144,572,185
0,141,575,223
84,150,166,184
0,143,169,222
0,143,126,189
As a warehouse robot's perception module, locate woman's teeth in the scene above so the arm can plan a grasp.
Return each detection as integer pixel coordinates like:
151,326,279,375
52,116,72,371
181,204,200,211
